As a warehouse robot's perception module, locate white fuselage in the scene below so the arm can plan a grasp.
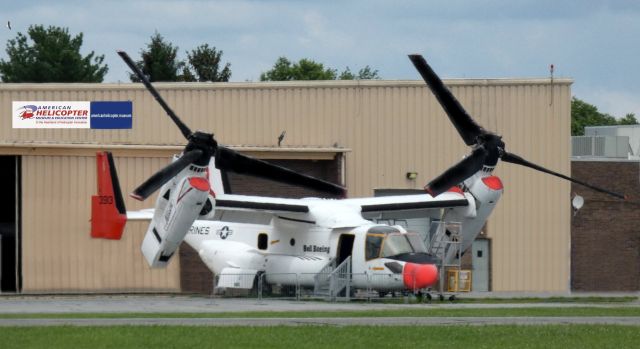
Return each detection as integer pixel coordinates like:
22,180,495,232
183,217,410,289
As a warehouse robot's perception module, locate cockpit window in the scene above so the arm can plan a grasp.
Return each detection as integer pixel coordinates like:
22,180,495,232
365,227,427,260
382,234,414,257
365,234,384,260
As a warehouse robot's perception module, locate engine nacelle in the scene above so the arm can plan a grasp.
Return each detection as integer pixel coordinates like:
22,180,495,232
141,176,209,267
438,174,503,264
459,175,503,250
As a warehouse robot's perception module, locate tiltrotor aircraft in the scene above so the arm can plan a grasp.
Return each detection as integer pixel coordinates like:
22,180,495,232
92,51,624,296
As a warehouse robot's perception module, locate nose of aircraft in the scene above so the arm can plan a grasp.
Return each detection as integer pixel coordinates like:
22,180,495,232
403,263,438,290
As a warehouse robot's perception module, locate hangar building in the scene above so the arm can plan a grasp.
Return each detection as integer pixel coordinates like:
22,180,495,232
0,78,572,294
571,129,640,291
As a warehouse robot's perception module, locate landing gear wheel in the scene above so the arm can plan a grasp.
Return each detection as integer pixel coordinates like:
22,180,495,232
449,295,456,302
439,294,445,301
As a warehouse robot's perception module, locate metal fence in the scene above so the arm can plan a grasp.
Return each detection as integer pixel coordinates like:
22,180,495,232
213,271,439,303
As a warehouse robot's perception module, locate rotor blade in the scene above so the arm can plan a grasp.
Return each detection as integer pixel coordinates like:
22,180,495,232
117,50,192,139
425,146,488,197
502,151,626,200
215,147,346,196
131,149,204,201
409,54,485,146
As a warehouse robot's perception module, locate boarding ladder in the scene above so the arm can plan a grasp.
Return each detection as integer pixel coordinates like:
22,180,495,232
428,220,462,297
313,256,351,301
428,221,461,262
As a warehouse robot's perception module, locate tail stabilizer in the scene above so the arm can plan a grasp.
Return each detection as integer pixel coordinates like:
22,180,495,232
91,151,127,239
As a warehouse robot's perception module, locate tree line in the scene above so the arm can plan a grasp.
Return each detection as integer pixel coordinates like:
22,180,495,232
0,25,377,83
0,25,635,130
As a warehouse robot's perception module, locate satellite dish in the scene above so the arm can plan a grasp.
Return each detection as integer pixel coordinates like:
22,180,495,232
572,194,584,211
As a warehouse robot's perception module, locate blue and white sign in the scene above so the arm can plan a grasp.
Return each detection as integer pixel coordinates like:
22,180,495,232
12,101,132,129
90,101,133,129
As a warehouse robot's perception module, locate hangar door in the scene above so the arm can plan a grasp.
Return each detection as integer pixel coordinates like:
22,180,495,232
0,156,20,293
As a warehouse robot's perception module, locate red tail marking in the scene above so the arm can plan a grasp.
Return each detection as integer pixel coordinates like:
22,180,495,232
91,152,127,240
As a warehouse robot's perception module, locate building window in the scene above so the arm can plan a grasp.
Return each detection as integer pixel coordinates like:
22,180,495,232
258,233,268,250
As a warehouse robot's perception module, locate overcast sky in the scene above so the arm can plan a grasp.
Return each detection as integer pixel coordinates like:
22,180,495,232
2,0,639,118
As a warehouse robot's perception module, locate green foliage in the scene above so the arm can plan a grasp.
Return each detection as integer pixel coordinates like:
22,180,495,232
260,57,336,81
261,57,380,81
618,113,638,125
339,65,380,80
131,32,183,82
131,34,231,82
0,25,108,82
571,97,638,135
183,44,231,82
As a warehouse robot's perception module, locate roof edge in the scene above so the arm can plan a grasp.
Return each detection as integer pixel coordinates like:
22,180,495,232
0,78,573,91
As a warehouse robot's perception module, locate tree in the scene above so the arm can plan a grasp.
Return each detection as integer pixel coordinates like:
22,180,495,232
618,113,638,125
339,66,380,80
183,44,231,82
261,57,336,81
260,57,294,81
571,97,638,135
571,97,616,136
260,57,380,81
0,25,108,82
131,32,184,82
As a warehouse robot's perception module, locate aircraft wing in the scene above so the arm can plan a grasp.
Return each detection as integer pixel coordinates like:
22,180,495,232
213,191,472,227
107,191,471,228
109,194,312,227
209,194,312,225
216,194,310,213
343,191,472,220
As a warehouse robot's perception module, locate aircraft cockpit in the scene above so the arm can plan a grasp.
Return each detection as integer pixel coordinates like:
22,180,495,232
365,226,432,263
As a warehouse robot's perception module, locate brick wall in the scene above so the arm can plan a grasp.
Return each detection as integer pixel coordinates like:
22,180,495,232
571,160,640,291
180,157,342,294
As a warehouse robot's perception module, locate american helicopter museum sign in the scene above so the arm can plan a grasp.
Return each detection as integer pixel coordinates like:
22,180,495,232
12,101,132,129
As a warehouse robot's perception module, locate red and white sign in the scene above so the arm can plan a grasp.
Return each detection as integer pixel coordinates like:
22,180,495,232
13,101,90,129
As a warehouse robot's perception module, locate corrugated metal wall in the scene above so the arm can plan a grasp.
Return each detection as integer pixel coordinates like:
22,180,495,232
2,79,572,292
21,155,180,292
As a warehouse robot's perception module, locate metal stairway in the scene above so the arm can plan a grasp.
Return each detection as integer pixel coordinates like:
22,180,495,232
428,221,461,263
313,256,352,301
428,220,462,296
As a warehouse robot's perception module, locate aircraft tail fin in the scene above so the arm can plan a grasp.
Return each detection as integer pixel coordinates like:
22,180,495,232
91,151,127,239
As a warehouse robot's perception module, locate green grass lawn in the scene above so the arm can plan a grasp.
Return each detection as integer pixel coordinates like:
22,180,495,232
2,306,640,319
2,325,639,349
